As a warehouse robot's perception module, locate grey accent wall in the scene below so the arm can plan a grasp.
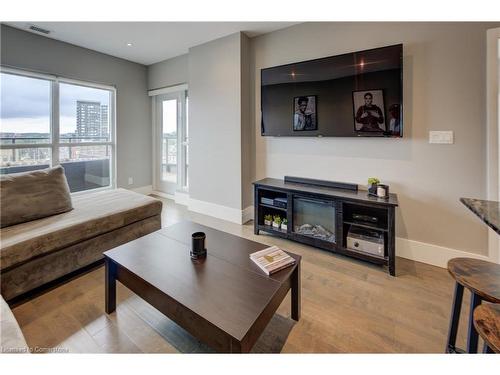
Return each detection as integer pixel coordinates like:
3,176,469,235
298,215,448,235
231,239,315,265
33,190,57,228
188,32,248,210
148,54,188,90
1,25,151,189
251,22,500,255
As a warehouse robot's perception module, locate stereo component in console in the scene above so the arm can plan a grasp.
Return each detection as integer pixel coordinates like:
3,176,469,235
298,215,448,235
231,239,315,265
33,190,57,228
346,226,384,258
352,213,378,224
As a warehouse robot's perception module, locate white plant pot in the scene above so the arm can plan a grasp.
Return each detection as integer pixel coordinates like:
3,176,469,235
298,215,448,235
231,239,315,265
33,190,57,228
281,224,288,231
272,222,281,229
264,219,272,226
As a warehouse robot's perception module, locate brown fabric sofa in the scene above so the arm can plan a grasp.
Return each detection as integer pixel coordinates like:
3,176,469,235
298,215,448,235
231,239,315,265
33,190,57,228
0,188,162,301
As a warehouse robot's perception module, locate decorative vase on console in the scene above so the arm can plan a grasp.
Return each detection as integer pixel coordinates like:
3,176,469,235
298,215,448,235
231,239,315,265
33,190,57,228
367,177,380,197
281,219,288,231
264,214,272,226
272,216,282,229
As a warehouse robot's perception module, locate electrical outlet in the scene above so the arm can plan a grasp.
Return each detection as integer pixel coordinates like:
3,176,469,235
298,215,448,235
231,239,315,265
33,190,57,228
128,177,133,185
429,131,454,144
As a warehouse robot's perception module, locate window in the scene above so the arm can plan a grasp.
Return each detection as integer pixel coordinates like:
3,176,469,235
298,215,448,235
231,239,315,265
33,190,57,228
59,82,113,192
162,99,177,184
0,69,115,193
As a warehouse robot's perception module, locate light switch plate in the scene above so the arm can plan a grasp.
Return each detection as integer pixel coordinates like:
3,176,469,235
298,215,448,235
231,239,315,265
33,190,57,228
429,131,454,144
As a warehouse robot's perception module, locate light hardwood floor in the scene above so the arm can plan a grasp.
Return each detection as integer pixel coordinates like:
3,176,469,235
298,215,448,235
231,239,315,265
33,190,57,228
11,196,477,353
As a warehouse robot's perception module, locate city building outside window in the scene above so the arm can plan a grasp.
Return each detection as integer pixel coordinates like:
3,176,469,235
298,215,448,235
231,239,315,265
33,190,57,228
0,69,116,193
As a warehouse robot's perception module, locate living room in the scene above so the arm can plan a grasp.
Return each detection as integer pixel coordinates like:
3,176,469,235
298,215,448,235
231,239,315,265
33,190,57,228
1,0,500,373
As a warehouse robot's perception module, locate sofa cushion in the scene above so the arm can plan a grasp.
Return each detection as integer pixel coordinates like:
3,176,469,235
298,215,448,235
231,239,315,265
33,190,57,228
0,188,162,271
1,295,28,352
0,166,73,228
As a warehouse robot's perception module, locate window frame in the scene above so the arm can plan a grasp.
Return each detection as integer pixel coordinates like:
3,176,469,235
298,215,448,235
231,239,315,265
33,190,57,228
0,67,117,193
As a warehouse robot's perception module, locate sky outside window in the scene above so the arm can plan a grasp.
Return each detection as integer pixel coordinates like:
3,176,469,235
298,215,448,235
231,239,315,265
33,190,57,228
1,73,111,138
0,73,51,137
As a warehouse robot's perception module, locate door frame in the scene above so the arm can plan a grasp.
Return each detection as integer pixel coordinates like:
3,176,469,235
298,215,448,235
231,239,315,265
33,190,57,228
149,83,188,195
486,28,500,263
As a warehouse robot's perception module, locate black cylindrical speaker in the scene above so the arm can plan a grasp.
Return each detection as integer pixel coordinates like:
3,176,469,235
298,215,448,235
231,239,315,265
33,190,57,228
191,232,207,259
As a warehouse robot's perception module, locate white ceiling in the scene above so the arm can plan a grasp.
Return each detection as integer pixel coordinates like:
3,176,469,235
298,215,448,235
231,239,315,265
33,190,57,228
5,22,298,65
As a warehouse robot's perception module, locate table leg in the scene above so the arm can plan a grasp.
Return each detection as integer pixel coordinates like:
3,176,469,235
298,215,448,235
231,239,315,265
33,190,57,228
466,292,482,353
483,343,494,353
446,282,464,353
105,258,117,314
229,338,243,353
291,262,301,321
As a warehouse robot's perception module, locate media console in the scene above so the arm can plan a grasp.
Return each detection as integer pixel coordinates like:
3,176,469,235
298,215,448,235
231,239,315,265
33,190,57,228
253,176,399,276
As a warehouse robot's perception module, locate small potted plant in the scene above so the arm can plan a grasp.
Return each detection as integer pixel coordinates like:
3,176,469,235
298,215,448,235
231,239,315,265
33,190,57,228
264,214,272,226
281,218,288,231
273,215,282,229
367,177,380,196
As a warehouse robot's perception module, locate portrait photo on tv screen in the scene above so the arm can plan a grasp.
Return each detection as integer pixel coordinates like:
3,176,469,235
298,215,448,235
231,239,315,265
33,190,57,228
293,95,317,131
352,89,386,133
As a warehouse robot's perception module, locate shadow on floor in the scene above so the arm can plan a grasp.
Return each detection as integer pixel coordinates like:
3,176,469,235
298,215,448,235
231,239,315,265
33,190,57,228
125,294,295,353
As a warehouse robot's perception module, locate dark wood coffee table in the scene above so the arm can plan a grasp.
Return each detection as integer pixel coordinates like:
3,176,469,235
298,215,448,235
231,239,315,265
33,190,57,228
104,221,301,353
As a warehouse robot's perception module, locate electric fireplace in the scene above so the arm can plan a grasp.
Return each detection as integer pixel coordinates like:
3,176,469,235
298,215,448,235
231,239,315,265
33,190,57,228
293,196,336,243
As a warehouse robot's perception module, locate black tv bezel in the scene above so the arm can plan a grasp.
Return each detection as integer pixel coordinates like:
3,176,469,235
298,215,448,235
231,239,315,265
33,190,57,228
260,43,404,138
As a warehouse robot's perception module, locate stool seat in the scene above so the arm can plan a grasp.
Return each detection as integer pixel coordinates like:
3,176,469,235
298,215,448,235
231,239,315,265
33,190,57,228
447,257,500,303
473,303,500,353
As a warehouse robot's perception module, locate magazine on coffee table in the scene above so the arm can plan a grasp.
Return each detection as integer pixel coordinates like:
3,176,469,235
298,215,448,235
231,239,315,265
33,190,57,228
250,246,295,275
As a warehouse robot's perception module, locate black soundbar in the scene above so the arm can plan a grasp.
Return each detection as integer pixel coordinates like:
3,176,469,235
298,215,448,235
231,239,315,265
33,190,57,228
284,176,358,192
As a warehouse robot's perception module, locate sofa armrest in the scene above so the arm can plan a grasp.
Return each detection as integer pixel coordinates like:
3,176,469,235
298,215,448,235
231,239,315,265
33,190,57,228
1,295,28,353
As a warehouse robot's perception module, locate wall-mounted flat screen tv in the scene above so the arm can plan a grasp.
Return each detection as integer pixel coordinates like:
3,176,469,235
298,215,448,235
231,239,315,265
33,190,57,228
261,44,403,137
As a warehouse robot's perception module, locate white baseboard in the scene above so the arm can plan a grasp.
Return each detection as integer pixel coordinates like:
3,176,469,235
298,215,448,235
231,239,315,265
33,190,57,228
129,185,153,195
187,201,253,225
151,190,189,205
242,206,254,224
174,191,190,206
149,191,253,225
396,237,491,268
188,198,247,224
150,190,174,199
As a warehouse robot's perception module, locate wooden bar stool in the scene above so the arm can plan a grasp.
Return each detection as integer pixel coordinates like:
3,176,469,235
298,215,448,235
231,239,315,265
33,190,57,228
446,257,500,353
473,303,500,353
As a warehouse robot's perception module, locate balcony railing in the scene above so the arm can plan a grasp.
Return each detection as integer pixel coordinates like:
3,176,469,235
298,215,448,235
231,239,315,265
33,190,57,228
0,136,110,144
162,134,177,165
0,136,112,192
0,135,186,191
0,136,111,166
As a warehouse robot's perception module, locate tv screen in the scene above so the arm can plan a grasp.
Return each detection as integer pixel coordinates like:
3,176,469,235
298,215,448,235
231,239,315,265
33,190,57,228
261,44,403,137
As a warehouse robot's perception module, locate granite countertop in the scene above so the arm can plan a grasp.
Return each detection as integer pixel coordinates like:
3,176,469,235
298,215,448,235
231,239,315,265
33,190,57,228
460,198,500,235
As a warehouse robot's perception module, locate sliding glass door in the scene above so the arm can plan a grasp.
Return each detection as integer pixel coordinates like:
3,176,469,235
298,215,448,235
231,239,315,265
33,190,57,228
154,90,188,195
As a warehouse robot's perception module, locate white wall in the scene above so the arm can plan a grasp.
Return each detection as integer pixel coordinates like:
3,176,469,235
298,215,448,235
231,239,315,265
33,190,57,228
188,32,249,213
1,25,151,190
251,22,500,255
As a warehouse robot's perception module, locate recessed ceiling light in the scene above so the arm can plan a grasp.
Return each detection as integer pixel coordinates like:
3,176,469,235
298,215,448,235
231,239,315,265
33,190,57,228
127,43,132,47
